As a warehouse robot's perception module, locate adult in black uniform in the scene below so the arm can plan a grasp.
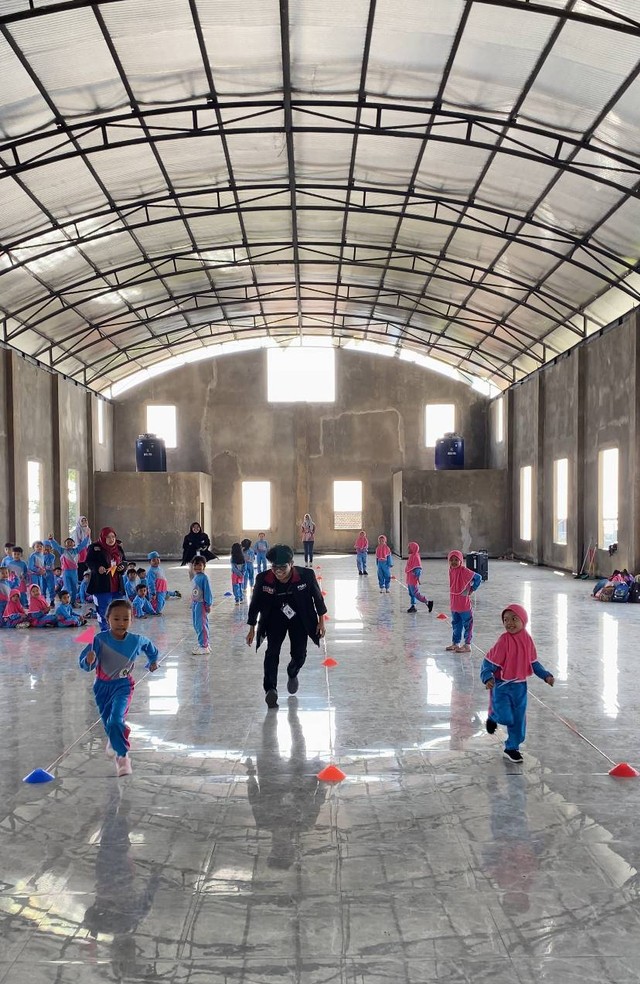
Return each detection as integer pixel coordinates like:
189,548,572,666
246,544,327,708
180,521,216,571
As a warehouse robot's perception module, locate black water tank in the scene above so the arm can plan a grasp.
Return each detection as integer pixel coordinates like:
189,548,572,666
435,433,464,470
135,433,167,472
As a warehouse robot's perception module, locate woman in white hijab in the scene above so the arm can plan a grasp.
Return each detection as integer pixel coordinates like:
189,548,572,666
300,513,316,567
74,515,92,579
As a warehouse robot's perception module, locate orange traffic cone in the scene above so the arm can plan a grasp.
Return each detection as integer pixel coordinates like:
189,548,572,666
436,613,448,620
609,762,639,778
321,657,338,667
317,764,346,782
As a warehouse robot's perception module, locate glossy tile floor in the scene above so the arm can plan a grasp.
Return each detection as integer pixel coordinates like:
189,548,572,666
1,557,640,983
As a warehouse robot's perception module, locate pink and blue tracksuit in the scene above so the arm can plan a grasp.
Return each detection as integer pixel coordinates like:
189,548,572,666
132,595,156,618
254,538,269,574
404,542,431,608
231,562,244,603
46,537,89,605
448,550,482,646
42,551,57,603
28,594,58,627
79,630,159,758
0,580,10,624
3,591,28,627
375,536,393,590
192,571,213,647
56,601,84,627
354,533,368,574
28,550,47,593
146,555,170,612
480,604,553,753
4,558,28,605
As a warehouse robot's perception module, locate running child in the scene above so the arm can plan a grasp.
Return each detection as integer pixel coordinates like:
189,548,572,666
404,541,433,613
230,542,245,605
241,538,256,591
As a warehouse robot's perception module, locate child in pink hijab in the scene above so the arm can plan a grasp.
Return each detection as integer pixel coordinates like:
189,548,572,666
375,535,393,593
3,590,30,628
404,542,433,614
354,532,369,576
446,550,482,652
480,604,554,764
27,584,58,627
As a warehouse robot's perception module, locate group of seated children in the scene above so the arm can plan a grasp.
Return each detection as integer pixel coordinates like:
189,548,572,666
1,542,181,627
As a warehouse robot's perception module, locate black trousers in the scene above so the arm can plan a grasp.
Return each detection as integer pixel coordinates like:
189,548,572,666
263,613,309,693
303,541,314,563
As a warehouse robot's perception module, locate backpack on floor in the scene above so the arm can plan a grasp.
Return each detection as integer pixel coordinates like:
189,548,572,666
611,582,630,603
627,582,640,603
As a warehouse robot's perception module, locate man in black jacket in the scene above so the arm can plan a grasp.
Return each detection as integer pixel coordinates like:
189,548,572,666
246,544,327,708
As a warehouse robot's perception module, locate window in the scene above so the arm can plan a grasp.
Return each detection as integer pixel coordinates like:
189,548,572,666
146,405,177,448
334,480,362,530
520,466,532,542
425,403,455,447
599,448,618,549
495,397,504,444
97,399,105,445
242,482,271,530
553,458,568,546
267,347,335,402
27,460,42,545
68,468,79,533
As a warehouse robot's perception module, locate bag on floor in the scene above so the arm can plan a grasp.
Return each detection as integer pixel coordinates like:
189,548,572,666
627,582,640,603
611,582,630,603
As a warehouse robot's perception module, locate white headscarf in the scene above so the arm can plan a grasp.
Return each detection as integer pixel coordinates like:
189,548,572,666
74,516,91,545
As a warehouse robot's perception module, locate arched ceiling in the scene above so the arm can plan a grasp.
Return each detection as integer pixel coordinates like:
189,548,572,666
1,0,640,395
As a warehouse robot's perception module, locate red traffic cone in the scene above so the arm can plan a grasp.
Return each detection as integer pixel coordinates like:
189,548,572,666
74,625,97,644
322,591,327,597
321,657,338,667
436,613,448,620
391,575,397,580
609,762,639,778
317,764,346,783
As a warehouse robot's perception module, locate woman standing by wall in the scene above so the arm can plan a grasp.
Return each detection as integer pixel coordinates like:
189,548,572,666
86,527,127,630
300,514,316,567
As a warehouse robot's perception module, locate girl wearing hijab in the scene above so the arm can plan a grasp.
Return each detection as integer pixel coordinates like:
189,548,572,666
404,541,433,614
354,531,368,575
74,516,92,579
446,550,482,652
27,584,58,627
375,535,393,593
181,522,215,576
300,514,316,567
480,605,554,763
87,528,127,630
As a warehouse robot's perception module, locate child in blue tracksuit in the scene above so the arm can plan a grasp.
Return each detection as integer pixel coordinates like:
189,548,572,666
28,541,47,593
447,551,482,652
0,567,11,623
123,569,139,602
56,590,85,627
191,556,213,654
254,534,270,574
481,604,554,764
45,533,90,605
6,547,28,605
42,544,57,605
80,598,159,777
404,541,434,613
146,552,180,612
53,567,64,596
132,584,157,618
230,542,245,604
241,538,256,591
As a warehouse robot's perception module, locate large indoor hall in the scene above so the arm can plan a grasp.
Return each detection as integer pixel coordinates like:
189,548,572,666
1,1,640,982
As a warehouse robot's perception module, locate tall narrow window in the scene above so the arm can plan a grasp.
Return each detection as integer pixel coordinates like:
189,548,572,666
553,458,568,546
68,468,79,533
242,482,271,530
27,460,42,545
599,448,618,549
520,465,532,542
334,480,362,530
425,404,455,447
97,399,105,445
146,405,177,448
495,397,504,444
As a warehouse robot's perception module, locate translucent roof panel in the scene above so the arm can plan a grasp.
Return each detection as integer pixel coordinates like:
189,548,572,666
1,0,639,394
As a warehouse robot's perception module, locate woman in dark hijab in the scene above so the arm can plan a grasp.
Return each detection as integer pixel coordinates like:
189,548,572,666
86,527,127,630
181,522,216,570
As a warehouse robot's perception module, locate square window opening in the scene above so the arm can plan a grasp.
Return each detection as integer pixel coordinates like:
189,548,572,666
267,347,335,403
146,405,177,448
425,404,455,448
334,480,362,530
599,448,618,549
242,482,271,530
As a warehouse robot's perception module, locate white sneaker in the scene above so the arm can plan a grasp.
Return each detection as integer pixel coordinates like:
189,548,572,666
105,740,116,759
115,755,132,777
192,645,211,655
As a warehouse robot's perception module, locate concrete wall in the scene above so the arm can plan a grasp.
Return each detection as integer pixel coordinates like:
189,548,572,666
398,469,509,558
94,472,213,557
504,309,640,575
112,348,490,550
0,350,114,546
